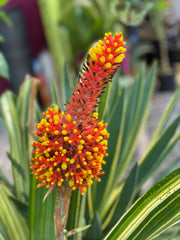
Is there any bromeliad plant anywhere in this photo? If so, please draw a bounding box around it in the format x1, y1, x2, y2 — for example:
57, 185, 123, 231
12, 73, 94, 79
31, 32, 126, 239
0, 32, 180, 240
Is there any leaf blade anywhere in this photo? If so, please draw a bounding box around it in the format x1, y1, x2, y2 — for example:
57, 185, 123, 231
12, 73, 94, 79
1, 91, 26, 202
137, 115, 180, 189
0, 185, 29, 240
28, 175, 56, 240
104, 168, 180, 240
0, 53, 9, 80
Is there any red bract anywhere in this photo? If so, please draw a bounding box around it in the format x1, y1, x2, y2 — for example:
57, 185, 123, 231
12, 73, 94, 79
31, 33, 126, 194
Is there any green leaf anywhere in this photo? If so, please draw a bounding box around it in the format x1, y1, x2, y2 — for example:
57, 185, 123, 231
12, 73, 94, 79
0, 53, 9, 80
0, 10, 11, 25
108, 163, 139, 228
105, 73, 120, 121
152, 88, 180, 140
9, 196, 28, 220
28, 174, 56, 240
97, 90, 124, 211
0, 218, 10, 240
17, 76, 34, 130
0, 77, 38, 202
62, 63, 72, 105
0, 0, 9, 7
0, 234, 6, 240
88, 76, 121, 215
66, 191, 82, 240
152, 133, 180, 183
119, 65, 145, 151
85, 212, 102, 240
7, 153, 25, 179
99, 164, 138, 230
0, 91, 27, 202
153, 224, 180, 239
0, 170, 14, 193
98, 81, 111, 120
0, 35, 4, 42
106, 91, 124, 168
50, 76, 60, 106
97, 64, 156, 223
116, 63, 156, 182
75, 194, 87, 240
98, 64, 144, 214
137, 115, 180, 189
0, 10, 12, 26
104, 168, 180, 240
38, 0, 72, 99
0, 184, 29, 240
17, 76, 39, 164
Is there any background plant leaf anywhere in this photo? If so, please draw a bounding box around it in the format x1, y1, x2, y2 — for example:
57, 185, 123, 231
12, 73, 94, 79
0, 0, 9, 7
0, 184, 29, 240
0, 53, 9, 80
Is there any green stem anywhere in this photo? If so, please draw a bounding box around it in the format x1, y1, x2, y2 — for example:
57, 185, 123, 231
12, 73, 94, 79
54, 186, 72, 240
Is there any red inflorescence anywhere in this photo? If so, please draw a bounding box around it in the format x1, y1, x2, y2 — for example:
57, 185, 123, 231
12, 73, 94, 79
31, 107, 109, 194
31, 32, 126, 194
66, 32, 126, 121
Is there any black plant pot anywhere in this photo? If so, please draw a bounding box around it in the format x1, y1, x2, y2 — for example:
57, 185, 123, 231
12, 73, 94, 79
158, 73, 176, 91
169, 48, 180, 63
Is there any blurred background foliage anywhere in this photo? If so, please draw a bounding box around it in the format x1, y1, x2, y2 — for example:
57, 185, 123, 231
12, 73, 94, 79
38, 0, 157, 102
0, 0, 11, 42
37, 0, 179, 101
0, 0, 180, 239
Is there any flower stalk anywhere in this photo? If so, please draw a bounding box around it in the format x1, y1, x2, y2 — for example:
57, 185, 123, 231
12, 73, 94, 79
54, 185, 72, 240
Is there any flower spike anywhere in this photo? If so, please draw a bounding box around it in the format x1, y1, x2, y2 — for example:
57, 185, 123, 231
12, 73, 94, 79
31, 107, 108, 195
66, 32, 126, 121
31, 33, 126, 195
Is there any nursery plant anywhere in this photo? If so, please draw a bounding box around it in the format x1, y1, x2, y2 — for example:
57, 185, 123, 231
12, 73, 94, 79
0, 32, 180, 240
0, 0, 11, 79
142, 0, 176, 91
38, 0, 154, 97
149, 0, 171, 76
0, 0, 11, 43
